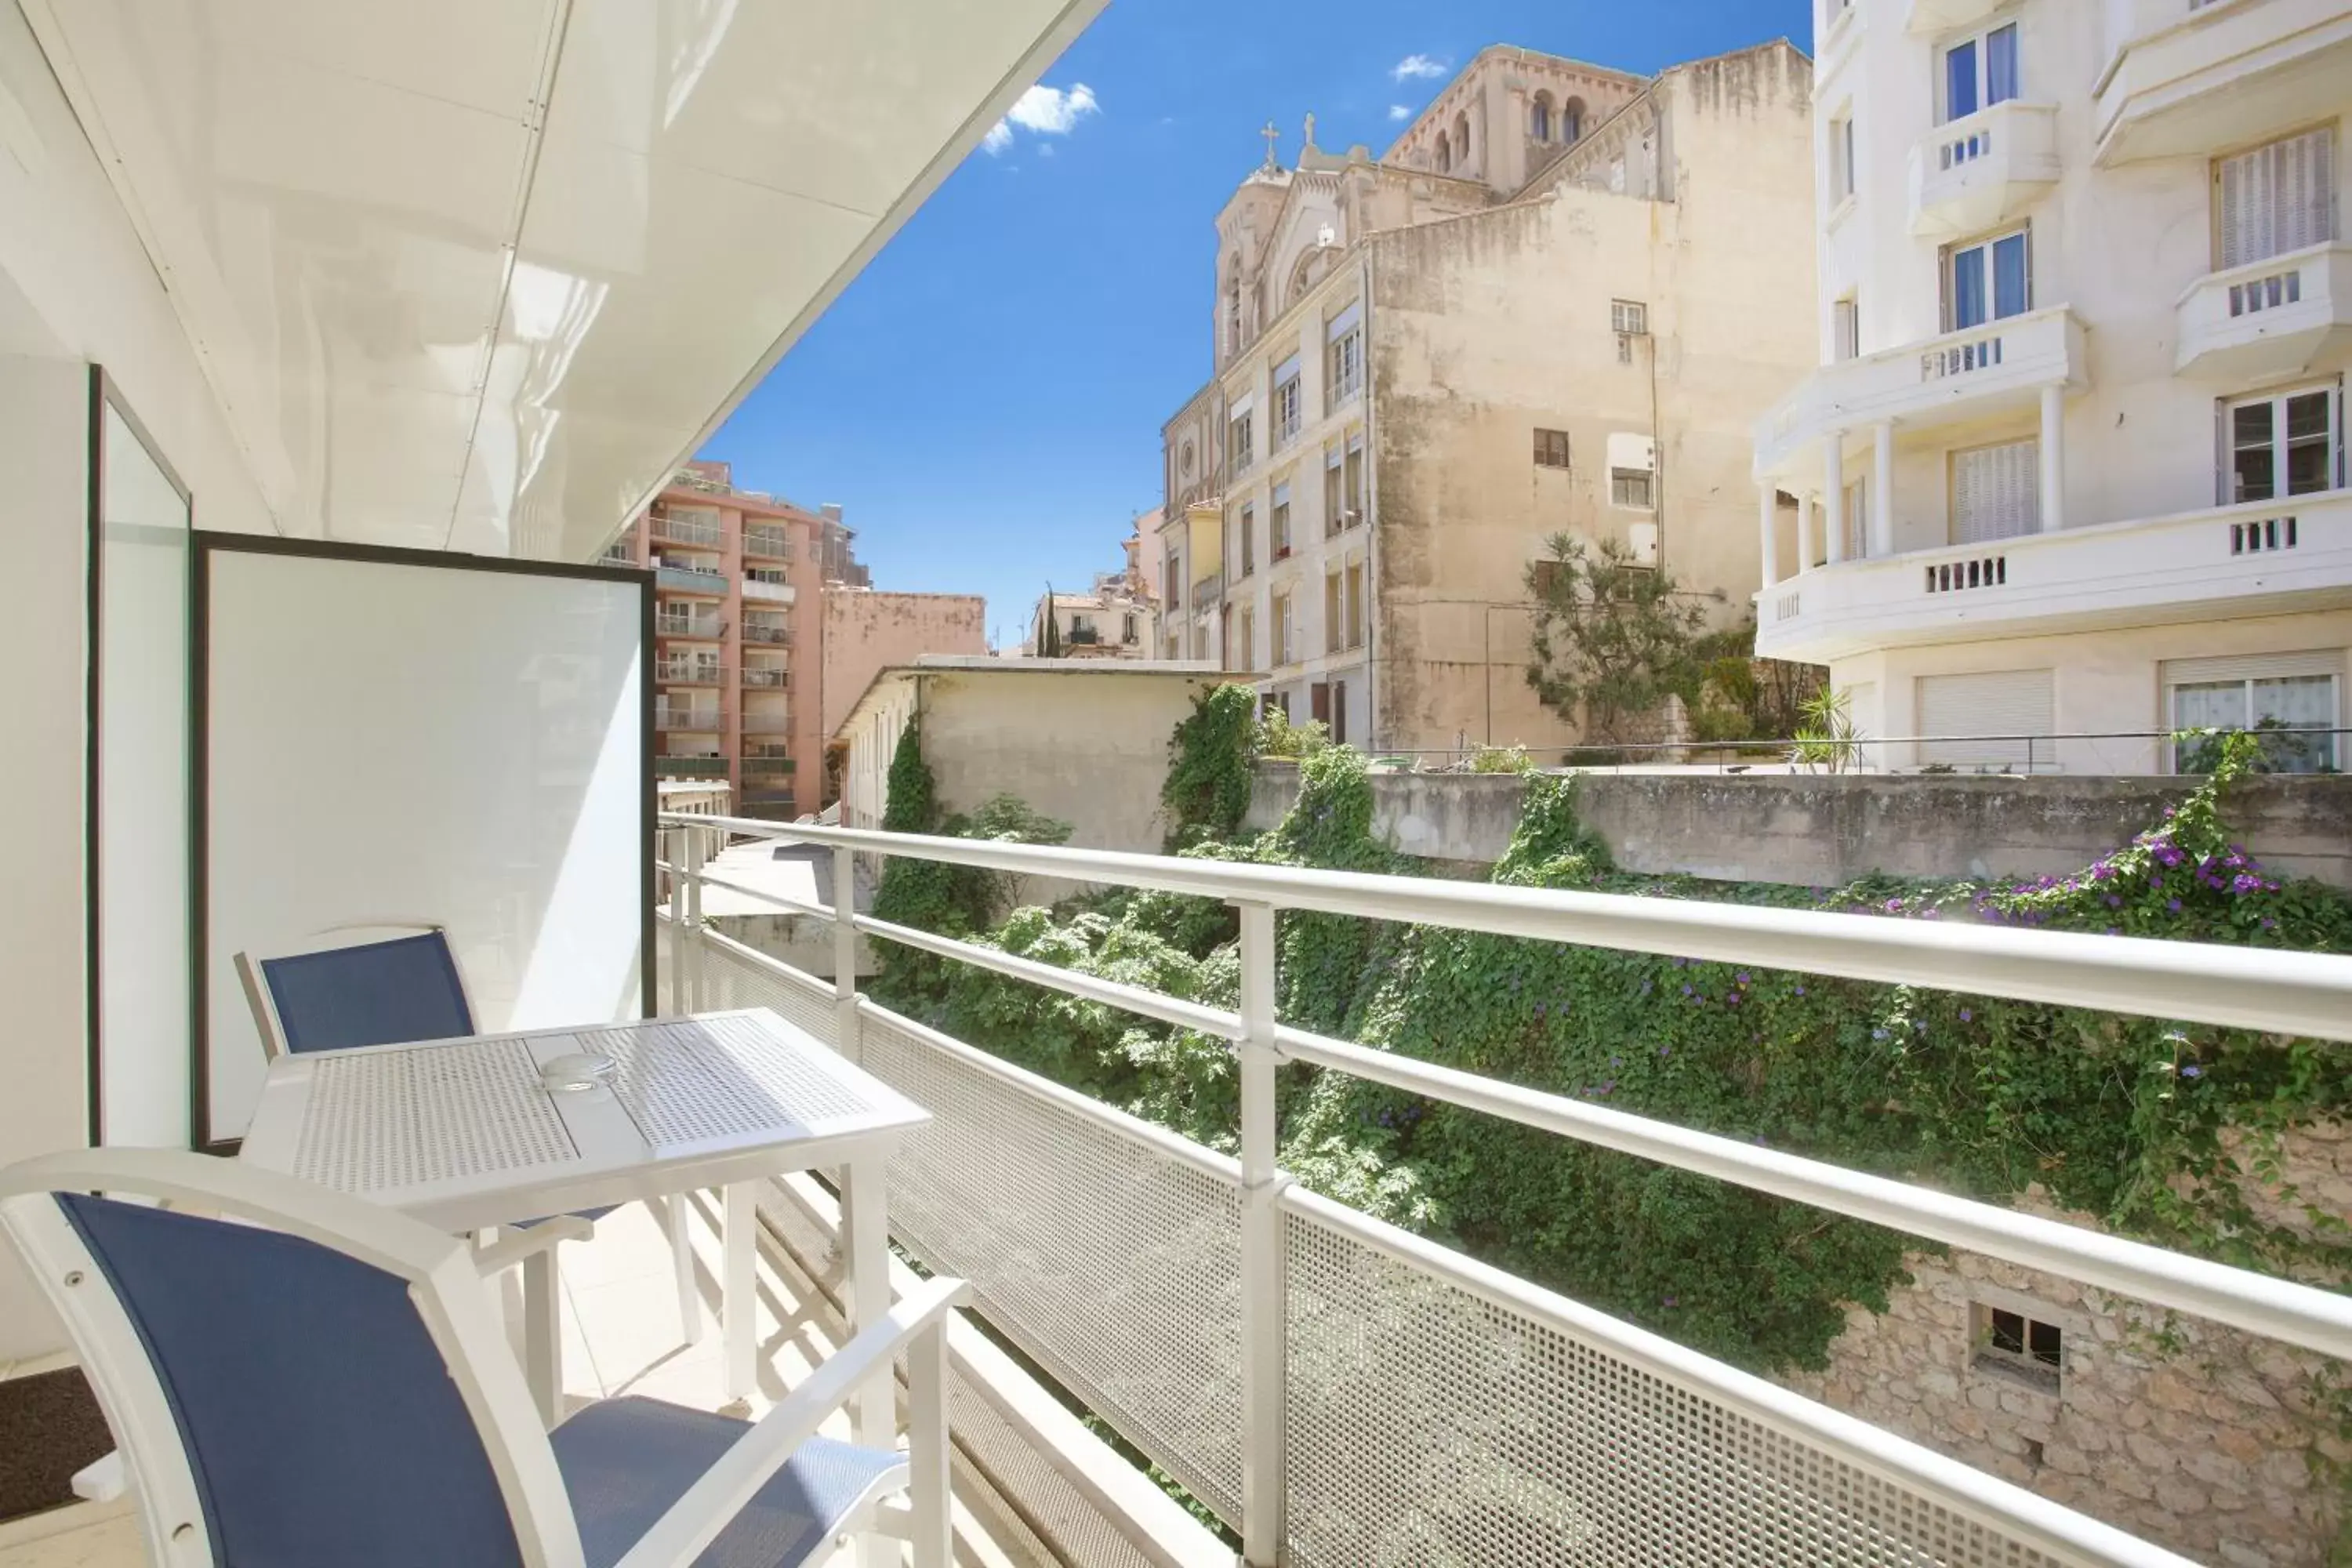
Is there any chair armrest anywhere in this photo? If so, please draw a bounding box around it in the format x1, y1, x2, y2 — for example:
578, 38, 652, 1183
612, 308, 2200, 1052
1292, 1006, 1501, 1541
609, 1276, 969, 1568
472, 1216, 593, 1276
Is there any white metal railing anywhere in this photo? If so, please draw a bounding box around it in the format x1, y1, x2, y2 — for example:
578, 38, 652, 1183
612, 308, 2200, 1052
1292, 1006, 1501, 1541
657, 814, 2352, 1568
649, 511, 723, 548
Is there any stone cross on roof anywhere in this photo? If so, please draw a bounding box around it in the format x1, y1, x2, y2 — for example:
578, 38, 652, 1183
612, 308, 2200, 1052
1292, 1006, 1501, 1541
1261, 119, 1279, 169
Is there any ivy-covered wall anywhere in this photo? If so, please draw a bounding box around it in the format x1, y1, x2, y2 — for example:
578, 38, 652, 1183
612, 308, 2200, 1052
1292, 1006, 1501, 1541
865, 688, 2352, 1562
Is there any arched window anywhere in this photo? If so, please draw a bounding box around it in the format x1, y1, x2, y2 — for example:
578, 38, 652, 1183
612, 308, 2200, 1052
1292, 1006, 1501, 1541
1532, 93, 1554, 142
1436, 131, 1452, 172
1454, 111, 1472, 171
1563, 96, 1587, 145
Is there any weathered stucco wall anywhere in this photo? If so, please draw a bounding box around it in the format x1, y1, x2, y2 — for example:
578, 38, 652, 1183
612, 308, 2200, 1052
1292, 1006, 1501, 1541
1783, 1133, 2352, 1567
1367, 42, 1817, 755
1243, 766, 2352, 888
821, 589, 987, 740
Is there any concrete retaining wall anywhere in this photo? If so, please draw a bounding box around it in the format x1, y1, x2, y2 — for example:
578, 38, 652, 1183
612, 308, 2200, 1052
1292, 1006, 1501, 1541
1244, 766, 2352, 889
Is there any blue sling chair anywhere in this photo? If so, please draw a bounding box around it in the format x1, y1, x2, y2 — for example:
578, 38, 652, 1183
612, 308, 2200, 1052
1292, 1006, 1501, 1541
233, 924, 701, 1415
0, 1147, 962, 1568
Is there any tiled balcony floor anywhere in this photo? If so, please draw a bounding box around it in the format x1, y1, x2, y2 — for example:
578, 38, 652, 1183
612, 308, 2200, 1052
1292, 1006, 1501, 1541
0, 1196, 1023, 1568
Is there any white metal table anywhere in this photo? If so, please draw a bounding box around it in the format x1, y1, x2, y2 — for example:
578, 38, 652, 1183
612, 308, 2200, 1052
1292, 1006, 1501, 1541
239, 1007, 927, 1437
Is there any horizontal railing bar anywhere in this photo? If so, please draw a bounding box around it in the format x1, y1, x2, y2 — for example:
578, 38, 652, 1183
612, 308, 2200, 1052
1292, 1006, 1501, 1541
854, 911, 1241, 1041
1279, 1185, 2195, 1568
690, 883, 2352, 1361
696, 927, 1244, 1185
1272, 1024, 2352, 1363
662, 815, 2352, 1042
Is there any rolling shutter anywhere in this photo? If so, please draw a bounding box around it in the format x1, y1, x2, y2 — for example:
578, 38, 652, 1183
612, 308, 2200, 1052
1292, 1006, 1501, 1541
1952, 440, 2039, 543
1918, 670, 2054, 768
2218, 129, 2336, 269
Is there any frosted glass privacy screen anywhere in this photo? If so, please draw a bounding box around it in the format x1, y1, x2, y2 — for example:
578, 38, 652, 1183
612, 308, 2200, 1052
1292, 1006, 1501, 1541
198, 539, 650, 1146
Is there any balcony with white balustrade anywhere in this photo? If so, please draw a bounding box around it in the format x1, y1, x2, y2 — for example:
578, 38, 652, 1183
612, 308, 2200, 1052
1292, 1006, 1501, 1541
2094, 0, 2352, 165
2176, 241, 2352, 382
1909, 101, 2060, 239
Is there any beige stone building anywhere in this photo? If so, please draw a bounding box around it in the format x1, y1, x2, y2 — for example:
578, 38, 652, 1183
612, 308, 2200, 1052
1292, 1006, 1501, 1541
832, 659, 1235, 862
1024, 520, 1163, 658
1157, 41, 1817, 753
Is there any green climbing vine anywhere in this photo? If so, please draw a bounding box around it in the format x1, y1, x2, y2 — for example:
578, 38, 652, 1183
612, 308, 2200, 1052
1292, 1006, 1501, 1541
873, 716, 2352, 1385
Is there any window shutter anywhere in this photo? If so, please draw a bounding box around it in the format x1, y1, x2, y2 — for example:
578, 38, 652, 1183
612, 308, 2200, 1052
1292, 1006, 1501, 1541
1310, 682, 1331, 724
2220, 129, 2336, 268
1953, 440, 2039, 543
1918, 670, 2054, 768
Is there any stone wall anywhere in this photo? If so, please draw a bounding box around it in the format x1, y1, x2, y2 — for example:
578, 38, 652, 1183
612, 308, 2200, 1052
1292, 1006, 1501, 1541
1243, 766, 2352, 889
1781, 1130, 2352, 1566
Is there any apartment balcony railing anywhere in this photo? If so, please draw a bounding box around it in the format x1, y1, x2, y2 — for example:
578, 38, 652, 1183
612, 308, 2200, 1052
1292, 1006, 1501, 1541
655, 754, 729, 779
599, 539, 635, 565
742, 754, 797, 775
1754, 307, 2087, 485
742, 621, 792, 646
1192, 574, 1223, 610
743, 525, 793, 559
1757, 487, 2352, 664
1324, 367, 1361, 415
742, 577, 796, 604
655, 612, 725, 641
653, 706, 725, 731
2094, 0, 2352, 165
741, 666, 789, 688
654, 811, 2352, 1568
740, 712, 791, 735
648, 511, 722, 548
655, 659, 728, 685
2175, 241, 2352, 381
1908, 101, 2060, 239
655, 563, 728, 595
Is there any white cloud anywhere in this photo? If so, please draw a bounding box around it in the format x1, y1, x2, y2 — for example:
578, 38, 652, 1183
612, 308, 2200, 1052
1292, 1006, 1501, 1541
982, 82, 1099, 156
1391, 54, 1447, 82
1387, 103, 1413, 122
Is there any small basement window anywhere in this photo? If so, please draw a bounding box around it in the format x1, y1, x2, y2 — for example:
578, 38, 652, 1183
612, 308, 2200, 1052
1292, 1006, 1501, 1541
1974, 1303, 2063, 1393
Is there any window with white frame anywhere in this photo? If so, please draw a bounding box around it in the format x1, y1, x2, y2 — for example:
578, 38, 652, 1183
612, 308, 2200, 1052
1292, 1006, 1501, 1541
1834, 296, 1860, 361
1272, 590, 1293, 665
1324, 445, 1345, 535
1842, 477, 1871, 560
1951, 438, 2040, 543
1942, 20, 2019, 124
1272, 354, 1303, 448
1611, 299, 1649, 336
1944, 227, 2031, 331
2216, 127, 2338, 270
1326, 322, 1363, 409
1830, 112, 1856, 202
1272, 481, 1293, 557
1229, 409, 1255, 478
2227, 384, 2341, 503
1345, 433, 1366, 524
1236, 503, 1256, 578
1610, 469, 1654, 510
2167, 652, 2341, 775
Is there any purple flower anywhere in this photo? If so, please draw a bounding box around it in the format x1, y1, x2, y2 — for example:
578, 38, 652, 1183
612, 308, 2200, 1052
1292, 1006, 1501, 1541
1658, 1044, 1671, 1057
2168, 898, 2182, 913
1682, 984, 1695, 997
1598, 1080, 1616, 1096
2180, 1065, 2205, 1080
1662, 1294, 1679, 1308
2151, 874, 2164, 890
1958, 1008, 1973, 1023
1794, 985, 1807, 996
1885, 898, 1904, 913
2232, 874, 2263, 895
2092, 863, 2114, 881
1872, 1028, 1889, 1041
2263, 918, 2278, 931
1610, 1055, 1622, 1068
1534, 1003, 1547, 1019
1922, 908, 1943, 921
1735, 971, 1751, 985
2106, 895, 2123, 909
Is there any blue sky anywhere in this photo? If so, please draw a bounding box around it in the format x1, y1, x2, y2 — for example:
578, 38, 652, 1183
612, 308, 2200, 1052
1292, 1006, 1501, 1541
703, 0, 1813, 649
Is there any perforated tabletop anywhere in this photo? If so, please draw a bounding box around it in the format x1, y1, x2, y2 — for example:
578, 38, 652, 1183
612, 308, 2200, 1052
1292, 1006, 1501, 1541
240, 1009, 929, 1233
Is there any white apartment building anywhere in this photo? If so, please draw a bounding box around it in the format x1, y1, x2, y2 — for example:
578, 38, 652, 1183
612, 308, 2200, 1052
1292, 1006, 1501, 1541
1755, 0, 2352, 773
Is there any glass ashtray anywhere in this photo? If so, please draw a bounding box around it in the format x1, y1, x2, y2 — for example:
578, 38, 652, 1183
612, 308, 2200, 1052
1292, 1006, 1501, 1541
539, 1052, 616, 1093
